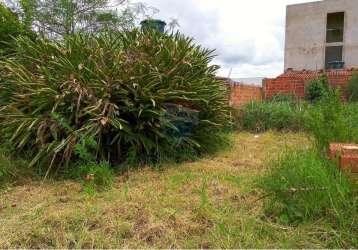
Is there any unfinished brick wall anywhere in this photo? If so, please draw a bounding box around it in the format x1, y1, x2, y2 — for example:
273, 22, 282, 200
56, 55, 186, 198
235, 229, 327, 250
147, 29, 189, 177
229, 83, 262, 107
263, 69, 356, 100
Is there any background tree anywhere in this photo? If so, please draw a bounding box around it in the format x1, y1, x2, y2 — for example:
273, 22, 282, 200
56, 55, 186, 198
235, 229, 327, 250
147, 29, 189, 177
0, 3, 24, 55
4, 0, 157, 39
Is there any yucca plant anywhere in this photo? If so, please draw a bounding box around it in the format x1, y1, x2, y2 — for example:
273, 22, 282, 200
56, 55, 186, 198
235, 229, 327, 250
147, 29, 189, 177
0, 30, 230, 174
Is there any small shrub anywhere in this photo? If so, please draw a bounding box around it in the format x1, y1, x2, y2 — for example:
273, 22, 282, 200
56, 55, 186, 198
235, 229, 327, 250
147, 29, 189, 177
71, 161, 114, 192
305, 75, 330, 103
347, 72, 358, 102
259, 149, 357, 247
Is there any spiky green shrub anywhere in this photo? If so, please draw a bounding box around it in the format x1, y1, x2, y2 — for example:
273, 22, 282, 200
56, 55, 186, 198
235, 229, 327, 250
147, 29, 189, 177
0, 31, 230, 173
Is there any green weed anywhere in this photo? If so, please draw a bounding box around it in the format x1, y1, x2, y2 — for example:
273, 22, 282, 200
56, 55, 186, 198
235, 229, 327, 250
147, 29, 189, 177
70, 161, 114, 192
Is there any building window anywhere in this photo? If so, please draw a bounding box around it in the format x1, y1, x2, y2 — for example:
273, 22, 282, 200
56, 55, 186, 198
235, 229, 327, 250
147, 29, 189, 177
325, 46, 343, 69
326, 12, 344, 43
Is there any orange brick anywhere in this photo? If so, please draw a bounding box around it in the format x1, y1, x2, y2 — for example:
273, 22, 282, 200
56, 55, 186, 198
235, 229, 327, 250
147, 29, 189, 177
329, 143, 358, 160
340, 154, 358, 173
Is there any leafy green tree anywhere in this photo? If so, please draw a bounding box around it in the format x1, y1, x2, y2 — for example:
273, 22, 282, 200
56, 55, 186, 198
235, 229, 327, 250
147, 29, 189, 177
0, 3, 24, 55
5, 0, 155, 39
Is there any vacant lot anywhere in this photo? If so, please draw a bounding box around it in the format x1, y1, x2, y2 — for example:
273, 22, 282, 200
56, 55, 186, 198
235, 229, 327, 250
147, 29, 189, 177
0, 132, 328, 249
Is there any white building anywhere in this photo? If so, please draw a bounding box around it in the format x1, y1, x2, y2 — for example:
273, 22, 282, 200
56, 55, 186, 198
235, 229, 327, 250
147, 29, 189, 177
284, 0, 358, 71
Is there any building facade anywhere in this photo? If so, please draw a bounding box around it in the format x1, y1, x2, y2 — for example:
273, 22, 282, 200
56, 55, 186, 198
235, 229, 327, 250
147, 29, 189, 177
284, 0, 358, 71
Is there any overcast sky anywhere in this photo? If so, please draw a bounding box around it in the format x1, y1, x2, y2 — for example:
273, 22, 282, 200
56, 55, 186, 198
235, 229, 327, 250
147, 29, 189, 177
134, 0, 315, 78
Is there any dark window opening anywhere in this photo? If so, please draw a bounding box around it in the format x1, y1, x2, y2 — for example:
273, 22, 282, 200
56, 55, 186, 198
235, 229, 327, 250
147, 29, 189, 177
326, 12, 344, 43
325, 46, 343, 69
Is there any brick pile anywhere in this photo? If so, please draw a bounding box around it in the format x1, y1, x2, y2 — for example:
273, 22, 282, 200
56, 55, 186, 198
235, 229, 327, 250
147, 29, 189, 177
329, 143, 358, 173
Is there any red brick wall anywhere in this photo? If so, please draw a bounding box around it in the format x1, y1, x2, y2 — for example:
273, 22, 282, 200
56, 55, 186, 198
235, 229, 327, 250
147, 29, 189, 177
263, 69, 356, 100
229, 83, 262, 107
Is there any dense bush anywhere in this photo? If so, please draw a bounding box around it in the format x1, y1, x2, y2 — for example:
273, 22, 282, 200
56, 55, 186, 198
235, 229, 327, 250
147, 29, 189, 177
0, 31, 230, 173
305, 74, 329, 103
347, 72, 358, 102
237, 101, 305, 133
259, 149, 357, 247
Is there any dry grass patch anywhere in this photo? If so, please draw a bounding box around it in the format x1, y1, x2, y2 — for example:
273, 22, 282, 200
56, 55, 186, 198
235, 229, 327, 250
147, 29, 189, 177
0, 131, 316, 248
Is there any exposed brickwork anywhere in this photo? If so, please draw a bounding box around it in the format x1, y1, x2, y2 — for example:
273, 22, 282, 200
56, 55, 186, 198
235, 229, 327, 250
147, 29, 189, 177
228, 83, 262, 107
263, 69, 357, 100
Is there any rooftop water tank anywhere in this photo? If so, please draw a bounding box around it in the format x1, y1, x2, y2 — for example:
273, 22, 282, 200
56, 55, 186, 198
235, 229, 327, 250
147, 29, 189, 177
140, 19, 166, 33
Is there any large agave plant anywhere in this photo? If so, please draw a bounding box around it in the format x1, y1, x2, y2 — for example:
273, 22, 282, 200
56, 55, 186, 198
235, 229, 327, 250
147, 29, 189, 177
0, 30, 230, 172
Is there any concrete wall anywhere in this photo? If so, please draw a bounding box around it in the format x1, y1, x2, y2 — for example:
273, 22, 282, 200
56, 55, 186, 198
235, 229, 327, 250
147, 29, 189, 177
284, 0, 358, 71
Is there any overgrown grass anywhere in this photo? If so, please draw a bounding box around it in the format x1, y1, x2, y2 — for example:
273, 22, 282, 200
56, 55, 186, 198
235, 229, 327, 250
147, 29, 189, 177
237, 91, 358, 142
259, 149, 357, 248
2, 132, 323, 249
237, 101, 306, 133
305, 89, 358, 152
256, 90, 358, 248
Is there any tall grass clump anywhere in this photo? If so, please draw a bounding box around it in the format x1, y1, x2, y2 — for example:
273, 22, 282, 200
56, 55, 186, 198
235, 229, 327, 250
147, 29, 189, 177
0, 30, 230, 174
237, 101, 305, 133
259, 89, 358, 247
259, 149, 357, 247
305, 88, 358, 152
70, 161, 115, 193
347, 72, 358, 102
342, 102, 358, 134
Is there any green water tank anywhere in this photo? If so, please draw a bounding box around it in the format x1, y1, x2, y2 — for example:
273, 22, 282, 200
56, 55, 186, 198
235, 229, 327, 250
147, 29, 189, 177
140, 19, 167, 33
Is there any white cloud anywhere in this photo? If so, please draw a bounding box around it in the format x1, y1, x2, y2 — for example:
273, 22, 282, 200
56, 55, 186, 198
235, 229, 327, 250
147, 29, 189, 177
135, 0, 315, 78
